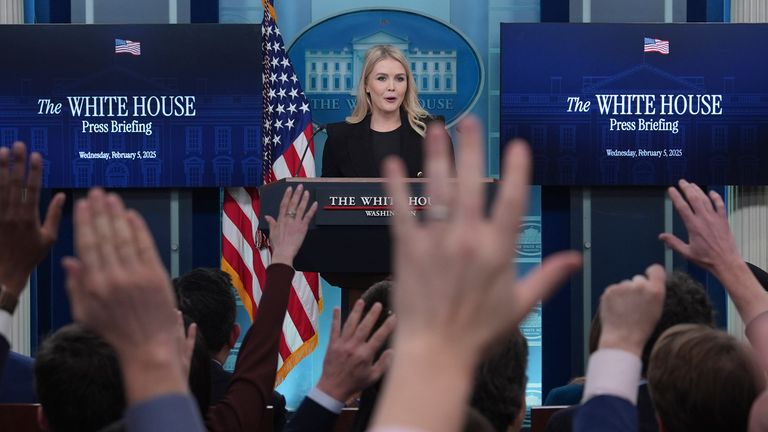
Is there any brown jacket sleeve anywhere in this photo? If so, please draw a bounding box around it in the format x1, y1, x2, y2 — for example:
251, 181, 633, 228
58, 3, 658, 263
206, 263, 295, 432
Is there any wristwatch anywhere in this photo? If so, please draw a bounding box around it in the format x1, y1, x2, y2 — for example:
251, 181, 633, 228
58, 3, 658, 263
0, 287, 19, 314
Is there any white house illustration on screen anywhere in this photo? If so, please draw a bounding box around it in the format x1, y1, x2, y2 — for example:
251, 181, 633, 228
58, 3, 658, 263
304, 31, 457, 95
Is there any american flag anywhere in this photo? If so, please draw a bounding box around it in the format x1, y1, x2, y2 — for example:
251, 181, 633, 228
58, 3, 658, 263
221, 0, 320, 384
115, 39, 141, 56
644, 37, 669, 55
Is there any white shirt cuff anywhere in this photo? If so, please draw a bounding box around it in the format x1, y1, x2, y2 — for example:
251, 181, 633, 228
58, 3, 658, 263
582, 348, 642, 405
0, 309, 12, 345
308, 386, 345, 414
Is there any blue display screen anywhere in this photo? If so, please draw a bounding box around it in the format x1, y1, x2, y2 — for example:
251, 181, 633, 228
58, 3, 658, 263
501, 23, 768, 185
0, 24, 262, 188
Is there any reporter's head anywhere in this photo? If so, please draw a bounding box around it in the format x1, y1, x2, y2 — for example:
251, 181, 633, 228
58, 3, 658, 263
648, 324, 764, 432
35, 324, 124, 432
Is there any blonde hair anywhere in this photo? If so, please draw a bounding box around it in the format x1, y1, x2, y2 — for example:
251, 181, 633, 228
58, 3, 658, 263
346, 45, 429, 137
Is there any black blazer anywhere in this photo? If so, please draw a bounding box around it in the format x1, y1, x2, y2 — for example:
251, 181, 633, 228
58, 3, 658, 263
282, 397, 339, 432
322, 110, 426, 178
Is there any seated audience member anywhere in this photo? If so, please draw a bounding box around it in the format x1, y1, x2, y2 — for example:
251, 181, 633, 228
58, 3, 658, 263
0, 142, 64, 397
35, 316, 200, 432
350, 282, 531, 432
574, 271, 764, 432
174, 268, 287, 429
367, 117, 582, 432
0, 350, 35, 402
647, 323, 764, 432
658, 180, 768, 366
175, 268, 242, 403
543, 313, 601, 406
546, 271, 715, 432
470, 330, 529, 432
351, 281, 395, 432
182, 314, 213, 414
573, 265, 667, 432
655, 180, 768, 429
463, 407, 497, 432
202, 185, 316, 432
35, 324, 125, 432
64, 188, 205, 432
283, 298, 395, 432
97, 315, 207, 432
63, 185, 316, 432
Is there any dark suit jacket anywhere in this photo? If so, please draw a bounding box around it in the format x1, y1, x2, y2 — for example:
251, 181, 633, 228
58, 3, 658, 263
322, 111, 426, 178
0, 335, 8, 384
99, 266, 293, 432
210, 360, 232, 404
284, 374, 381, 432
544, 383, 584, 406
546, 383, 657, 432
283, 397, 340, 432
0, 351, 36, 403
573, 395, 638, 432
205, 264, 293, 432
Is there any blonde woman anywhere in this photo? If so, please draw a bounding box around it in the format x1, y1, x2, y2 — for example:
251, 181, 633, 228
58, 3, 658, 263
322, 44, 443, 178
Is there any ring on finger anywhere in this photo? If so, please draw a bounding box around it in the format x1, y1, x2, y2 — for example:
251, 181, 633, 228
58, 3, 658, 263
426, 204, 451, 222
286, 209, 298, 218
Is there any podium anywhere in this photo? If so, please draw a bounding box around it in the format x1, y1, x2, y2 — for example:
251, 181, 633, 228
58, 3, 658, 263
259, 178, 410, 288
259, 177, 496, 289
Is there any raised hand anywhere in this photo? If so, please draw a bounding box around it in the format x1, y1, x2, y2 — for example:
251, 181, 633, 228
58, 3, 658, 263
63, 189, 189, 405
265, 184, 318, 267
317, 300, 395, 402
659, 180, 741, 273
0, 142, 65, 296
384, 117, 581, 357
598, 264, 666, 356
371, 117, 581, 432
660, 179, 768, 325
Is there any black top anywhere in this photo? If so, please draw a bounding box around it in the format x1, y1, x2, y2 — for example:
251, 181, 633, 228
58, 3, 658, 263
370, 126, 403, 177
321, 109, 428, 178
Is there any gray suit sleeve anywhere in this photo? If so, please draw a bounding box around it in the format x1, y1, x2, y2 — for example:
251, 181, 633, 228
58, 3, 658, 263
125, 394, 205, 432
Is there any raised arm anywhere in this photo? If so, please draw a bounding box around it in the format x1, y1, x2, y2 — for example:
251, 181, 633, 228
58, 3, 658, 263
63, 188, 204, 432
0, 142, 64, 311
574, 265, 666, 432
207, 185, 317, 432
0, 142, 64, 374
285, 299, 395, 432
370, 117, 581, 432
659, 179, 768, 324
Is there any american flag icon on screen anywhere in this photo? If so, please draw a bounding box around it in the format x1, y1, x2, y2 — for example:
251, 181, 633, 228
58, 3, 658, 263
644, 37, 669, 55
115, 39, 141, 56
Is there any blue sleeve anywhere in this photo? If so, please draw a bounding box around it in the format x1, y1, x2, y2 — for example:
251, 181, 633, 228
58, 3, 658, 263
125, 394, 205, 432
544, 383, 584, 406
0, 336, 9, 377
573, 395, 638, 432
283, 397, 339, 432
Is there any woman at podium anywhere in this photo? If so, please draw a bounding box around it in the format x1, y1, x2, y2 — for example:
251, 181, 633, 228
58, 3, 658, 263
320, 45, 449, 290
322, 44, 439, 178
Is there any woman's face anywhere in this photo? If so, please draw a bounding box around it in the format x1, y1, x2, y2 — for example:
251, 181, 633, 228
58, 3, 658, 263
365, 58, 407, 119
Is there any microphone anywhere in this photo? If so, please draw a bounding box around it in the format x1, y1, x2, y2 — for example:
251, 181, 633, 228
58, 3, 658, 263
293, 123, 326, 178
